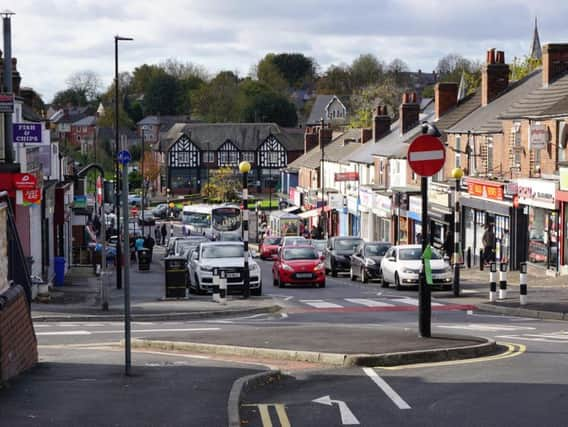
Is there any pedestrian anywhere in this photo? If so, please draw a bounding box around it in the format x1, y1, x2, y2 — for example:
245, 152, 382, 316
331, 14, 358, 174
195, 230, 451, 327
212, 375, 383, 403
129, 234, 137, 263
154, 225, 160, 243
160, 223, 167, 245
482, 223, 496, 265
144, 234, 155, 262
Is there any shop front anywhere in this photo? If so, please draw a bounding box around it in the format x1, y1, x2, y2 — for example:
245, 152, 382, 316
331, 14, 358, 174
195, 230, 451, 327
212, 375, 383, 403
347, 195, 360, 237
371, 193, 392, 242
428, 182, 454, 256
359, 187, 373, 241
391, 188, 420, 245
557, 166, 568, 274
460, 178, 525, 269
517, 178, 559, 273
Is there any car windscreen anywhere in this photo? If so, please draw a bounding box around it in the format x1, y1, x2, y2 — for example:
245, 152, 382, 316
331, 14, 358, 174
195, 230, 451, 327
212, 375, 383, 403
399, 248, 442, 260
282, 247, 318, 260
284, 238, 306, 245
264, 237, 282, 245
334, 239, 363, 251
365, 244, 389, 257
311, 241, 326, 250
202, 245, 243, 258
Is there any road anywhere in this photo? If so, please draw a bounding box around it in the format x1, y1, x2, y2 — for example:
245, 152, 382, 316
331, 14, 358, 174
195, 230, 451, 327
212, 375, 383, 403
20, 228, 568, 426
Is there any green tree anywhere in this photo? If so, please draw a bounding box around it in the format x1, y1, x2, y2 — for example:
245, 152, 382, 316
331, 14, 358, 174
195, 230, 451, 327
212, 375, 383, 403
51, 88, 88, 107
65, 70, 102, 102
351, 54, 384, 89
144, 72, 182, 115
237, 80, 298, 126
349, 77, 404, 128
208, 167, 240, 201
256, 57, 289, 94
316, 64, 353, 95
257, 53, 316, 89
193, 71, 240, 122
510, 56, 542, 81
131, 64, 163, 94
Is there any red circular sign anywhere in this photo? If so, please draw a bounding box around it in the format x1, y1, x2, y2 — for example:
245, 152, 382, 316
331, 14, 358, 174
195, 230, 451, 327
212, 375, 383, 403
407, 135, 446, 177
131, 207, 138, 216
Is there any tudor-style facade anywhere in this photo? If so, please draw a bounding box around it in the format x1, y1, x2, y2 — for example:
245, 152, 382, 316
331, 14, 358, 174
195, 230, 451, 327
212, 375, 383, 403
164, 123, 303, 195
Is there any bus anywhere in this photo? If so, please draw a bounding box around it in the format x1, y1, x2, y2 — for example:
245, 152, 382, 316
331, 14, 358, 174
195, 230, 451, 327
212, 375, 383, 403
182, 203, 242, 240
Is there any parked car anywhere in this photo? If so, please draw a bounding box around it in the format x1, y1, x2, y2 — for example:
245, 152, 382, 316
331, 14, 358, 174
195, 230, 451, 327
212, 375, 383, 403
272, 245, 325, 288
259, 236, 282, 259
281, 236, 307, 247
187, 242, 262, 295
137, 210, 156, 226
380, 244, 453, 290
308, 239, 327, 258
166, 236, 183, 256
128, 194, 149, 207
323, 236, 363, 277
350, 242, 392, 284
174, 236, 209, 257
151, 203, 168, 219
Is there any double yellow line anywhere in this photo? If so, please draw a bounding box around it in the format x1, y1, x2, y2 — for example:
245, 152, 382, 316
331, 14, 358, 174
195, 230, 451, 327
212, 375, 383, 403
242, 403, 291, 427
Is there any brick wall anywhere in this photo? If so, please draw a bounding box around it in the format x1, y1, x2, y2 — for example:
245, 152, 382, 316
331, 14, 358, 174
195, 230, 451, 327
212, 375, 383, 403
0, 285, 38, 382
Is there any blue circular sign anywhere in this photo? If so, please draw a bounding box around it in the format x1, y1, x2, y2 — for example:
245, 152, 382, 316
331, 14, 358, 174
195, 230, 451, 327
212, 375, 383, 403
117, 150, 131, 165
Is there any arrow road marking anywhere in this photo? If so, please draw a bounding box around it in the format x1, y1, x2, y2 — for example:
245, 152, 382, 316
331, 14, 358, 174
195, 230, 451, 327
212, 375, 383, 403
363, 368, 411, 410
313, 395, 360, 425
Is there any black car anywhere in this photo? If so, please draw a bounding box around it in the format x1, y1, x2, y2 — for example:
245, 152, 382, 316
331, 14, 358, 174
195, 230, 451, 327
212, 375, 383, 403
350, 241, 391, 284
323, 236, 363, 277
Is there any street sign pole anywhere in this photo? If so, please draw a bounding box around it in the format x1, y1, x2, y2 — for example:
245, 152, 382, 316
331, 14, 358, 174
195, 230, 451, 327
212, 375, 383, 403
419, 176, 431, 337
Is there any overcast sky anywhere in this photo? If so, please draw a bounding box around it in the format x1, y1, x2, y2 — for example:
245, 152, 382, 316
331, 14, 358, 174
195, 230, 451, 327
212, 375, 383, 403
3, 0, 567, 103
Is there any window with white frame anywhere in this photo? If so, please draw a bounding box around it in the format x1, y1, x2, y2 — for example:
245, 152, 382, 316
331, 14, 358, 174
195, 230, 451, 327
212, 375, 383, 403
513, 122, 522, 168
455, 135, 461, 168
242, 151, 255, 163
203, 151, 214, 163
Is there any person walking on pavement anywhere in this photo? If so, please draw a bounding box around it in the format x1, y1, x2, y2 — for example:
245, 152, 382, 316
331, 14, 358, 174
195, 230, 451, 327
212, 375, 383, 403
154, 225, 160, 243
160, 223, 167, 245
144, 234, 155, 262
482, 223, 496, 266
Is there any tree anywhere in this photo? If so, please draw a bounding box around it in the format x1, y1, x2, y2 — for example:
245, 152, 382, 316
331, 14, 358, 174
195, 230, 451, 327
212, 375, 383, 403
192, 71, 240, 122
387, 58, 409, 74
65, 70, 102, 102
256, 58, 289, 94
349, 77, 404, 128
351, 54, 384, 89
144, 72, 181, 115
257, 53, 316, 89
159, 58, 208, 81
237, 80, 298, 126
436, 53, 481, 84
510, 56, 541, 81
207, 167, 240, 201
51, 88, 88, 107
142, 151, 161, 184
316, 64, 352, 95
131, 64, 163, 95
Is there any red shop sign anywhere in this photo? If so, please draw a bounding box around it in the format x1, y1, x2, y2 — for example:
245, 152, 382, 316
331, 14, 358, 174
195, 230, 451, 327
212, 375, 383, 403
467, 180, 504, 201
23, 188, 41, 204
13, 173, 37, 190
334, 172, 359, 182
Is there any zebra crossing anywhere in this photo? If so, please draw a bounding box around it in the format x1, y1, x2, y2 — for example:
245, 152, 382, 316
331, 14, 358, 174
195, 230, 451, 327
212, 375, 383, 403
295, 297, 474, 312
496, 331, 568, 344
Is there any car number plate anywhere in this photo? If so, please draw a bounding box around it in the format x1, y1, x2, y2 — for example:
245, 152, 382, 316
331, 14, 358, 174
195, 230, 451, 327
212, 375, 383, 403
226, 272, 240, 278
296, 273, 312, 278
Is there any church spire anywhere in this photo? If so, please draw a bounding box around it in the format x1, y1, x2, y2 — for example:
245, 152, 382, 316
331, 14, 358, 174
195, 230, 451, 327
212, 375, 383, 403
530, 17, 542, 60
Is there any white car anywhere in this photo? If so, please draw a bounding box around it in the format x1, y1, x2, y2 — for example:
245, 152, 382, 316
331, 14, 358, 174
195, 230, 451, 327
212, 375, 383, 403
380, 244, 453, 290
187, 242, 262, 296
281, 236, 307, 246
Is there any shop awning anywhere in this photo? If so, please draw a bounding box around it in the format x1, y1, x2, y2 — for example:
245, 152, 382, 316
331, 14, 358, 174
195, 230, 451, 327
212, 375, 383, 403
299, 206, 331, 219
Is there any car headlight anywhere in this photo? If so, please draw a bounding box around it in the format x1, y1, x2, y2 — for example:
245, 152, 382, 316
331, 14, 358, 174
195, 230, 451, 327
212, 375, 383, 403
250, 263, 260, 271
365, 259, 376, 266
402, 268, 420, 274
200, 265, 214, 272
314, 262, 325, 271
282, 263, 294, 272
444, 266, 452, 273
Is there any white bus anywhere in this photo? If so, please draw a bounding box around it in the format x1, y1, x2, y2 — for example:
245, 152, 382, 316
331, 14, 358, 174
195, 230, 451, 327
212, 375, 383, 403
182, 203, 242, 240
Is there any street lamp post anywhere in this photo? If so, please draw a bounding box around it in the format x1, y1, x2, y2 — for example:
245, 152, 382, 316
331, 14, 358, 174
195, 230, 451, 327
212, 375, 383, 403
2, 10, 15, 163
114, 35, 133, 290
320, 118, 326, 238
141, 129, 145, 237
239, 161, 251, 299
451, 167, 464, 297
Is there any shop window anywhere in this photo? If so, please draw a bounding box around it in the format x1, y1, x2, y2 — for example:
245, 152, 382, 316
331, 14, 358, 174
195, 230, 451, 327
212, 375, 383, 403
528, 207, 547, 265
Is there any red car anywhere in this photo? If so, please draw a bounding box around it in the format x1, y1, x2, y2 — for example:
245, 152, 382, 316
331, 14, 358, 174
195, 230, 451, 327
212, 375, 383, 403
272, 245, 326, 288
259, 236, 282, 260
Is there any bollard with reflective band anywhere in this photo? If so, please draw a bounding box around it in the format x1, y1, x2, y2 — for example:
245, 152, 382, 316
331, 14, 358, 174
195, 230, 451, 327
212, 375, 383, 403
212, 268, 220, 303
498, 262, 508, 300
219, 270, 227, 305
520, 262, 528, 306
489, 262, 497, 302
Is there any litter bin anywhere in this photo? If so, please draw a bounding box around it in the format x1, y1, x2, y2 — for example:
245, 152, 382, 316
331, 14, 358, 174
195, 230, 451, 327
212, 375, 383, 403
54, 256, 66, 286
164, 255, 187, 298
138, 248, 151, 271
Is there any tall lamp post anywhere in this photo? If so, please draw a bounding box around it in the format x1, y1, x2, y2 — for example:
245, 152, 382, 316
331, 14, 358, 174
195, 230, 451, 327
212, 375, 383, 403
451, 167, 464, 297
319, 118, 326, 238
141, 129, 145, 236
2, 10, 15, 163
239, 161, 251, 299
114, 35, 133, 290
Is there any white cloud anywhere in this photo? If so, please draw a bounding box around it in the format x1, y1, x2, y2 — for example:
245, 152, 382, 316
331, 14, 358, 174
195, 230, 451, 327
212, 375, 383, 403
2, 0, 564, 102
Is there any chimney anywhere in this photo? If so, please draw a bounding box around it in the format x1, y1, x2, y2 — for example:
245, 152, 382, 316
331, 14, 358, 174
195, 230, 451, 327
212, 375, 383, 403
318, 125, 333, 149
373, 105, 391, 142
304, 126, 318, 153
542, 43, 568, 87
481, 48, 509, 106
361, 128, 372, 143
434, 82, 459, 120
399, 92, 420, 134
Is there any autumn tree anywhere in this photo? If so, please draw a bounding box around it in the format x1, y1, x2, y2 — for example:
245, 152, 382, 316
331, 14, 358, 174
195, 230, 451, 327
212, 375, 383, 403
206, 167, 240, 201
510, 56, 541, 81
142, 151, 161, 185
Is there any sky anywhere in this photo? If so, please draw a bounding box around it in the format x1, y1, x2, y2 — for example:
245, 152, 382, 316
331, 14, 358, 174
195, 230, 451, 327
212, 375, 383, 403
3, 0, 567, 103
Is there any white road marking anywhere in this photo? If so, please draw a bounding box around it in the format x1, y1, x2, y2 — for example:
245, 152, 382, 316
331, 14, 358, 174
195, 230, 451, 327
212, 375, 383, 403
37, 327, 220, 336
281, 313, 289, 319
438, 324, 536, 332
393, 296, 443, 307
313, 395, 360, 425
56, 323, 81, 327
409, 150, 444, 162
345, 298, 395, 307
466, 311, 536, 321
496, 332, 568, 343
363, 368, 411, 410
300, 300, 343, 309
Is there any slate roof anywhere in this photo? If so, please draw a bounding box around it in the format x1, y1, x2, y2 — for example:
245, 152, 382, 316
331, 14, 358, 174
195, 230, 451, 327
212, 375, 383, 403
288, 128, 365, 170
448, 70, 542, 134
434, 91, 482, 139
164, 123, 304, 152
138, 115, 197, 132
499, 72, 568, 119
96, 127, 139, 143
72, 115, 97, 126
306, 95, 347, 125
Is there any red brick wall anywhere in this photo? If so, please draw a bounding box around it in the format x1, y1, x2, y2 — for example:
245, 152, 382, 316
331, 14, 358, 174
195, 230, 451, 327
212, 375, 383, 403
0, 285, 37, 382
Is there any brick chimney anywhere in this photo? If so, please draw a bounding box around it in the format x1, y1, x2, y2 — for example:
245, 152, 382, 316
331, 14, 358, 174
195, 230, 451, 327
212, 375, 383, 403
373, 105, 391, 142
361, 128, 372, 143
399, 92, 420, 134
481, 48, 509, 106
318, 126, 333, 149
542, 43, 568, 87
434, 82, 458, 120
304, 126, 318, 153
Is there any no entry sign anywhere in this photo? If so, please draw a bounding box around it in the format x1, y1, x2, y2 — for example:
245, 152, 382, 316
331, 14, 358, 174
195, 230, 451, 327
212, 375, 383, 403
407, 135, 446, 177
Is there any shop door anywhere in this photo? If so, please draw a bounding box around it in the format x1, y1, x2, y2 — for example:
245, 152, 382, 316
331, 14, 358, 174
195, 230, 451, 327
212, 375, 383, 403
564, 212, 568, 266
548, 211, 559, 270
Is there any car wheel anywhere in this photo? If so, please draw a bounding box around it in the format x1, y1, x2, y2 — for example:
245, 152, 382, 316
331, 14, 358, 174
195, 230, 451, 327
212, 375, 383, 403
278, 276, 285, 288
251, 284, 262, 296
319, 280, 326, 288
395, 272, 402, 291
331, 260, 337, 277
361, 268, 368, 284
350, 267, 356, 281
380, 270, 389, 288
